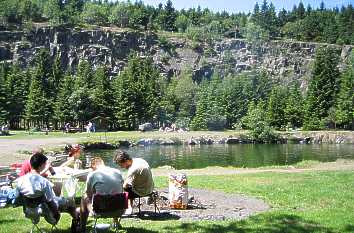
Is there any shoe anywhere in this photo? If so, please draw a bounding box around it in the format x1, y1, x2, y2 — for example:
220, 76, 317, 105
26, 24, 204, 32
70, 219, 77, 233
70, 216, 81, 233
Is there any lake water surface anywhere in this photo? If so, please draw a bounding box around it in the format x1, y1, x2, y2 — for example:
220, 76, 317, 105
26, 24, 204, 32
84, 144, 354, 170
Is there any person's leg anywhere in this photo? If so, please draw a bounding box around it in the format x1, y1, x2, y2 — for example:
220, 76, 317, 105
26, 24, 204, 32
80, 195, 92, 232
56, 197, 78, 219
124, 186, 140, 214
53, 197, 80, 233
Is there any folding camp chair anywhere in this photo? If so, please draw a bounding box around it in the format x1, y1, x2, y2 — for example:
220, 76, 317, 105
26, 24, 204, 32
135, 190, 161, 215
21, 195, 58, 233
91, 192, 128, 233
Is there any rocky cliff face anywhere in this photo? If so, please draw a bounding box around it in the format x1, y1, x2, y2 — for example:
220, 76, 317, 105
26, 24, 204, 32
0, 26, 352, 86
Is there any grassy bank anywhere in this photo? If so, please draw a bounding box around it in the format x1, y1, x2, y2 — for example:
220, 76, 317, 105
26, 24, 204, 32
0, 170, 353, 233
2, 130, 242, 140
3, 129, 353, 143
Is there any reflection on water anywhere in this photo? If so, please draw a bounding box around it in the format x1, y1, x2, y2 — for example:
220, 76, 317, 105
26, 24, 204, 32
83, 144, 354, 170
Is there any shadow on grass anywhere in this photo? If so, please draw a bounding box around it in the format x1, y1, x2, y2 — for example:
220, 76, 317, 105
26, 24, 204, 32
0, 219, 17, 224
345, 225, 354, 233
53, 227, 158, 233
162, 214, 335, 233
134, 211, 180, 221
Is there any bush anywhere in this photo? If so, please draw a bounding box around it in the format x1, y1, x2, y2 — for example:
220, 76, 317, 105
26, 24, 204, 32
241, 102, 278, 142
175, 117, 190, 129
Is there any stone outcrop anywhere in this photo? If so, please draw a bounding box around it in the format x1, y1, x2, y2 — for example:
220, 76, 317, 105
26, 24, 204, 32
0, 26, 352, 86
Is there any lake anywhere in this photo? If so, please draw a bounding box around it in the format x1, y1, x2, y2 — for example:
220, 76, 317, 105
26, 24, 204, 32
84, 144, 354, 170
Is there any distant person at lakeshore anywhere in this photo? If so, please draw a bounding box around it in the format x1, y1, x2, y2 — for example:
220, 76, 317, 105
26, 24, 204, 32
114, 150, 154, 214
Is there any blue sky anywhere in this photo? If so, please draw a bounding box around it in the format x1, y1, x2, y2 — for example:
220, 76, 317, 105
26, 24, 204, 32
140, 0, 354, 13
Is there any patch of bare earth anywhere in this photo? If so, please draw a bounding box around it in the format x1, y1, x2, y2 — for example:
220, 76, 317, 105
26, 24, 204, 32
0, 138, 79, 165
129, 188, 270, 221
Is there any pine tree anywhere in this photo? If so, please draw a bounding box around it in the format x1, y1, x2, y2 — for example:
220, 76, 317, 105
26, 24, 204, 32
51, 54, 63, 100
252, 2, 261, 25
54, 73, 75, 127
241, 101, 276, 142
25, 69, 50, 128
161, 0, 177, 31
114, 54, 161, 130
173, 69, 197, 119
337, 4, 354, 44
190, 80, 210, 130
75, 60, 94, 89
6, 65, 30, 129
297, 2, 305, 19
267, 85, 288, 129
220, 74, 250, 128
0, 66, 9, 125
285, 83, 304, 129
190, 73, 226, 130
335, 52, 354, 129
304, 47, 340, 129
92, 66, 114, 119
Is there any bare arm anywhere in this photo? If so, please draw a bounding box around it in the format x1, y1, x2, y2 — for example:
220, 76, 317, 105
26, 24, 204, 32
59, 157, 75, 168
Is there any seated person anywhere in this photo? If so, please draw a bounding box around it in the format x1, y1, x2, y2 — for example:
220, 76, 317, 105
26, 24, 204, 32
80, 157, 123, 232
19, 148, 55, 177
114, 150, 154, 214
16, 152, 80, 233
60, 144, 82, 169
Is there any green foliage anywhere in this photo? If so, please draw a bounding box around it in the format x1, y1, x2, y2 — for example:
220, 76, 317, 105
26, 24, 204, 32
267, 85, 288, 129
5, 65, 30, 128
190, 74, 226, 130
241, 101, 278, 142
75, 60, 94, 89
0, 66, 9, 125
0, 0, 352, 45
335, 52, 354, 129
68, 87, 94, 124
219, 74, 251, 128
285, 83, 304, 129
80, 2, 109, 26
91, 66, 114, 119
44, 0, 63, 25
25, 68, 50, 126
176, 14, 190, 32
113, 54, 161, 130
304, 47, 340, 130
157, 0, 177, 32
54, 73, 75, 125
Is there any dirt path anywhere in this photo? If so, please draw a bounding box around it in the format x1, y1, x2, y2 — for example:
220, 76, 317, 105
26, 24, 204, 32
0, 138, 80, 165
132, 188, 270, 221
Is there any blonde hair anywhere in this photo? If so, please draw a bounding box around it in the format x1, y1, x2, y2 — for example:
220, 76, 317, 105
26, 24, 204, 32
91, 157, 104, 168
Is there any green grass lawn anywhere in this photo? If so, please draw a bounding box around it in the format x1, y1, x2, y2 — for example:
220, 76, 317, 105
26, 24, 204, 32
0, 170, 353, 233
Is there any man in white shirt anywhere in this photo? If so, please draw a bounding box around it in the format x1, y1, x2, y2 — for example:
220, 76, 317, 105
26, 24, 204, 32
16, 152, 79, 233
80, 157, 123, 232
114, 150, 154, 214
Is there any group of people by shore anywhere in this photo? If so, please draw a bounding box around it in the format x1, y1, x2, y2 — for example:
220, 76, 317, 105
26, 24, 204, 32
13, 146, 154, 233
64, 122, 96, 134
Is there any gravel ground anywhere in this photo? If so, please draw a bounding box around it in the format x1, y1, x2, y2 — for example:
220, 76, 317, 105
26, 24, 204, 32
127, 188, 270, 221
0, 138, 79, 165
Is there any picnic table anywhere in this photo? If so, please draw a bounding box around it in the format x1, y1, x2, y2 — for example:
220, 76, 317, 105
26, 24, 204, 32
66, 127, 82, 133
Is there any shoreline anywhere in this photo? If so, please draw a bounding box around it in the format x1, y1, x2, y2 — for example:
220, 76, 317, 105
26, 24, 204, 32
0, 130, 353, 166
